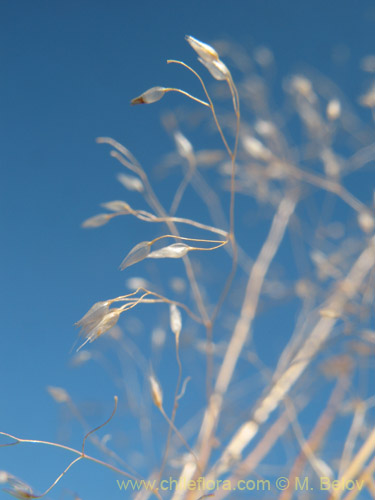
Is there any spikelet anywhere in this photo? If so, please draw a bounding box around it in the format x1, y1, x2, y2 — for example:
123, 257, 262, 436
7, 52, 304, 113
149, 375, 163, 409
85, 310, 121, 343
326, 99, 341, 120
117, 173, 144, 192
148, 243, 191, 259
82, 214, 111, 228
120, 241, 151, 270
76, 301, 110, 334
174, 131, 193, 158
1, 474, 37, 499
198, 57, 230, 81
169, 304, 182, 336
101, 200, 132, 213
358, 211, 375, 233
131, 87, 167, 105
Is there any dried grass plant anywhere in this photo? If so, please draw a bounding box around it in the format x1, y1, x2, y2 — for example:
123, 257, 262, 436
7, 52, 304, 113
1, 36, 375, 500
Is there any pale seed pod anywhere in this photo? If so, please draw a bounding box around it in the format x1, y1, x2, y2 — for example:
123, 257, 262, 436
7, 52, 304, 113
126, 276, 150, 290
198, 57, 230, 81
326, 99, 341, 120
117, 173, 144, 192
149, 375, 163, 408
82, 214, 111, 228
148, 243, 190, 259
242, 135, 272, 161
169, 304, 182, 341
151, 327, 166, 348
120, 241, 151, 270
47, 386, 70, 403
101, 200, 132, 213
185, 35, 219, 63
358, 211, 375, 233
76, 301, 110, 333
174, 131, 193, 158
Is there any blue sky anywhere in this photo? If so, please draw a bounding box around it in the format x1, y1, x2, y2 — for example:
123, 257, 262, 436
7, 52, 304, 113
1, 1, 375, 499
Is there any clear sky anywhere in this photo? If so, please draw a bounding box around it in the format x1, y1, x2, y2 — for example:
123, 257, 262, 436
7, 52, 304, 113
1, 1, 374, 499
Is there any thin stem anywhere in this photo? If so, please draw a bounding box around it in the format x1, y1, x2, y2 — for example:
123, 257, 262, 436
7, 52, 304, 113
167, 60, 233, 158
150, 234, 226, 246
158, 336, 183, 482
133, 211, 228, 237
158, 405, 202, 477
0, 433, 152, 492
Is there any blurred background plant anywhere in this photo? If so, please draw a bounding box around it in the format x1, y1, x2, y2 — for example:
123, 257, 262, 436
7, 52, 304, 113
1, 1, 375, 499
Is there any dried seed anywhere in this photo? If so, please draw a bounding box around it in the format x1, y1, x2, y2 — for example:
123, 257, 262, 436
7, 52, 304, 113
82, 214, 111, 228
131, 86, 167, 105
120, 241, 151, 270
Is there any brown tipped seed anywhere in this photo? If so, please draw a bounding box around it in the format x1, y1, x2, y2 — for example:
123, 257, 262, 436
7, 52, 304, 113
185, 35, 219, 63
131, 86, 167, 105
149, 375, 163, 408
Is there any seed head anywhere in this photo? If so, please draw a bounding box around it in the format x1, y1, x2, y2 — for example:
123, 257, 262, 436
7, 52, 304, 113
131, 86, 167, 105
76, 301, 110, 335
76, 306, 121, 351
169, 304, 182, 338
326, 99, 341, 120
82, 214, 111, 228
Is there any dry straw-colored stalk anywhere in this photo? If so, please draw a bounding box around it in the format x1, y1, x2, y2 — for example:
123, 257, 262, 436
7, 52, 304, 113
2, 34, 374, 500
